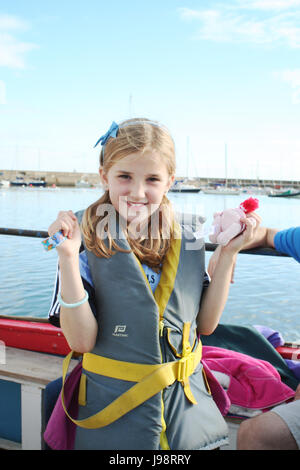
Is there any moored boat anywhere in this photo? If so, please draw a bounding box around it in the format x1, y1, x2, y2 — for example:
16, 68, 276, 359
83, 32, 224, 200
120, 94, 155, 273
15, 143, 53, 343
268, 189, 300, 198
75, 179, 91, 188
10, 177, 28, 187
170, 186, 200, 193
203, 187, 241, 195
169, 181, 200, 193
28, 179, 46, 188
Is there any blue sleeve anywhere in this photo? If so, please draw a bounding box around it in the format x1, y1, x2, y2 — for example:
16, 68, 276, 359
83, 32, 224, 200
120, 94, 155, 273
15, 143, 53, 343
199, 271, 210, 308
203, 270, 210, 288
78, 251, 94, 287
274, 227, 300, 263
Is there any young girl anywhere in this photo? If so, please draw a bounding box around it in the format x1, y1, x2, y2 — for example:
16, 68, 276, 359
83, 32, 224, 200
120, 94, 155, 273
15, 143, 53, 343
47, 118, 258, 450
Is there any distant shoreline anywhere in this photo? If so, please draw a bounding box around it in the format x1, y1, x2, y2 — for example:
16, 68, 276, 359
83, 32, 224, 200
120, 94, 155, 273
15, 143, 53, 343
0, 169, 100, 187
1, 169, 300, 189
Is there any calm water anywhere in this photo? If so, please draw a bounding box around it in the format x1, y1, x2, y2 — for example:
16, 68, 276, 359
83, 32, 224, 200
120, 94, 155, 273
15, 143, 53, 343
0, 186, 300, 341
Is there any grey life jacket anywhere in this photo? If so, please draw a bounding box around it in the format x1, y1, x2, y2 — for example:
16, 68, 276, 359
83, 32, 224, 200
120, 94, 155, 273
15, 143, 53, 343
71, 209, 228, 450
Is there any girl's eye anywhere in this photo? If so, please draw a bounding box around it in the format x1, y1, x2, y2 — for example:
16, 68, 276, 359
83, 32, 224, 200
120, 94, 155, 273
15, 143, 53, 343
148, 177, 160, 182
118, 174, 130, 180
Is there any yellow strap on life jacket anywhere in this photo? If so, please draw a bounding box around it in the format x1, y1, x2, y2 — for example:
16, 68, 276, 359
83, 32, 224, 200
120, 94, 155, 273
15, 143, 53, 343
61, 339, 202, 430
180, 322, 198, 405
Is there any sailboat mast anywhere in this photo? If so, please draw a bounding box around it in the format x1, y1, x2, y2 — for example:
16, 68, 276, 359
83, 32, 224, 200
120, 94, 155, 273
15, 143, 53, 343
186, 136, 190, 179
225, 143, 228, 188
129, 94, 133, 117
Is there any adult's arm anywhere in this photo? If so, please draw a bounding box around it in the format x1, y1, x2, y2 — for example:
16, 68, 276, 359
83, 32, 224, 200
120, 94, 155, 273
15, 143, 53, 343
273, 227, 300, 263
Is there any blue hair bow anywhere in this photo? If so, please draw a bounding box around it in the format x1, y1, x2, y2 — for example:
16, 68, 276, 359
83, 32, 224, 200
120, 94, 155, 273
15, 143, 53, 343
94, 121, 119, 148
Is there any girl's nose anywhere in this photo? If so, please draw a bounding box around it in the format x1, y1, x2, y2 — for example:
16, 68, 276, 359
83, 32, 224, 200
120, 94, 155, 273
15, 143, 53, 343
130, 181, 146, 199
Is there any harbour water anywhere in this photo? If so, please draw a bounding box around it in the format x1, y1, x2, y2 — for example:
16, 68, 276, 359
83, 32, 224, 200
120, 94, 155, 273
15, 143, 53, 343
0, 186, 300, 341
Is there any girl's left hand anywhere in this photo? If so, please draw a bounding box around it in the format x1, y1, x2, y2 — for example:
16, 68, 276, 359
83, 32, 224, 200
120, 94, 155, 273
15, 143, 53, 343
223, 212, 261, 255
207, 212, 262, 281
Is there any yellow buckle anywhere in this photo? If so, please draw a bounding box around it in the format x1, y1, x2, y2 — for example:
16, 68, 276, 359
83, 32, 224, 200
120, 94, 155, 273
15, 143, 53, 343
177, 353, 195, 384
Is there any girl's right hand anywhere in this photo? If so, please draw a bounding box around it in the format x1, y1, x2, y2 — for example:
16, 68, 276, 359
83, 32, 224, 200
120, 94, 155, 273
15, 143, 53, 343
48, 210, 81, 258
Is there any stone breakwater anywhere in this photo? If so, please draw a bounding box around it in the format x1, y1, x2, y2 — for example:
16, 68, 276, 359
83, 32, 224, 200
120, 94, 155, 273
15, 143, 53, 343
0, 170, 100, 187
1, 169, 300, 189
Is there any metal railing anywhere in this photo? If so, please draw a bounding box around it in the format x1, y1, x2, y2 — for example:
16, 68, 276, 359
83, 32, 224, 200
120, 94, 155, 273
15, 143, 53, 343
0, 227, 290, 257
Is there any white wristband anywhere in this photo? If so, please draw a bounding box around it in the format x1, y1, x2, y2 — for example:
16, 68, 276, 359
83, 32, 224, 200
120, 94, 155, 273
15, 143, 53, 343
57, 289, 89, 308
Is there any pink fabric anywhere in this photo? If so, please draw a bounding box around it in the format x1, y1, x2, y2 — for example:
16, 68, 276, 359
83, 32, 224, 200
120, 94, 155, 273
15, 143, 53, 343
202, 361, 231, 416
202, 346, 295, 410
44, 361, 81, 450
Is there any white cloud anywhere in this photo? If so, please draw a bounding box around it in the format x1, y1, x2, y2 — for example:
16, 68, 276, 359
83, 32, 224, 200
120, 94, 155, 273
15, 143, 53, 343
275, 69, 300, 103
179, 2, 300, 47
0, 14, 28, 30
236, 0, 300, 10
0, 14, 37, 69
0, 80, 6, 104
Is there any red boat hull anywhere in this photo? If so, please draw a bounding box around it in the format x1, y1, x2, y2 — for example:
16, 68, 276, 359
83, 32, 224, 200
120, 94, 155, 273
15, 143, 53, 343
0, 318, 71, 355
276, 345, 300, 360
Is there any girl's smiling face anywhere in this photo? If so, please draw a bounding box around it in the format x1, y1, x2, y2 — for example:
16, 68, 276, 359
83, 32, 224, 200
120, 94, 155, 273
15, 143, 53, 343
100, 150, 174, 223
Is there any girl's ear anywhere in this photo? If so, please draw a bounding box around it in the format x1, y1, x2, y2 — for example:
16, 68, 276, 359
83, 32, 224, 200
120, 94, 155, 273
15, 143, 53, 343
99, 167, 108, 189
166, 175, 175, 193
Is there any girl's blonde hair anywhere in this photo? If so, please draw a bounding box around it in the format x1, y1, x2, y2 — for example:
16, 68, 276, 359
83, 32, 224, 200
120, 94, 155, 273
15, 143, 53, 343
81, 118, 176, 270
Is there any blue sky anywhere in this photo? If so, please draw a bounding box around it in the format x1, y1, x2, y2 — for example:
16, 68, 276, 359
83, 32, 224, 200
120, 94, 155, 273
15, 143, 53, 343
1, 0, 300, 181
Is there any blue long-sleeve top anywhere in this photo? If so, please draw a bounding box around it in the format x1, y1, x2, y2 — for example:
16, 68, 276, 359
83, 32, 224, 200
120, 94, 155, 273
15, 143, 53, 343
274, 227, 300, 263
